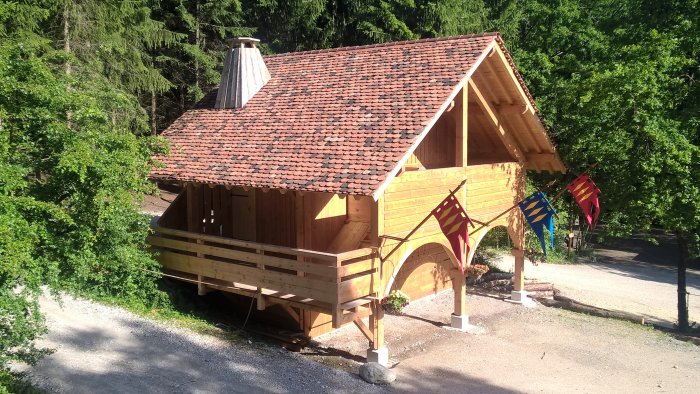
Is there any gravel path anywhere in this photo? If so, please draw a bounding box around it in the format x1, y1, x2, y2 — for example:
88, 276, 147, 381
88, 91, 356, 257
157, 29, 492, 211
494, 249, 700, 327
314, 291, 700, 393
27, 293, 384, 394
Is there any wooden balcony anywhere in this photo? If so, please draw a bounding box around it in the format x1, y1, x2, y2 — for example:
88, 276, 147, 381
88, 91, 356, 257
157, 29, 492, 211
148, 226, 380, 328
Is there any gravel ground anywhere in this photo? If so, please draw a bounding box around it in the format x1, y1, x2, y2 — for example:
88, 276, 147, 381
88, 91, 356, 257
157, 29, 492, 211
494, 250, 700, 327
314, 291, 700, 393
24, 235, 700, 393
25, 293, 384, 394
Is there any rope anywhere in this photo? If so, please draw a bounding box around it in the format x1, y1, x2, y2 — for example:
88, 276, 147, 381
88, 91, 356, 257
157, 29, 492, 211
242, 296, 255, 329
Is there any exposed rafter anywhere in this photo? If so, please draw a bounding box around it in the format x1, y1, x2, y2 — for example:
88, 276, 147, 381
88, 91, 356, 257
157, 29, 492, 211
467, 79, 525, 162
492, 45, 532, 108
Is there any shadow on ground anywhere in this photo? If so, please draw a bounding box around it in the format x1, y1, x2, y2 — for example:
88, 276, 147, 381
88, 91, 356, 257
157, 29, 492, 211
388, 366, 519, 393
32, 298, 379, 394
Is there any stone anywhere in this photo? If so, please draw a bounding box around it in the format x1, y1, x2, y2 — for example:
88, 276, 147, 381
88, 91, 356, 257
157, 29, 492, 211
359, 362, 396, 385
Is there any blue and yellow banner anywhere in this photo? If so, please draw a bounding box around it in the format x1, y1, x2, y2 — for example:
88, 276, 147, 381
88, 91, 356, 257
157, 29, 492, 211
519, 191, 556, 255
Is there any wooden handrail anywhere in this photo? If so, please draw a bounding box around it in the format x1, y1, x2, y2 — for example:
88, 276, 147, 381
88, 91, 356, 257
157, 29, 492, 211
149, 225, 380, 306
151, 226, 340, 262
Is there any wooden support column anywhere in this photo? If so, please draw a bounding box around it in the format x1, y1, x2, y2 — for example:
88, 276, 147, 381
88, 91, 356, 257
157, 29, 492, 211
450, 272, 470, 330
453, 274, 466, 316
455, 87, 468, 167
196, 239, 208, 296
294, 191, 307, 333
369, 300, 385, 350
511, 248, 527, 303
256, 249, 266, 310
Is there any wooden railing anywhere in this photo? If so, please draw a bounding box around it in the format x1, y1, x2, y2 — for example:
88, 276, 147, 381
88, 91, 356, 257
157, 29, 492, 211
147, 226, 379, 326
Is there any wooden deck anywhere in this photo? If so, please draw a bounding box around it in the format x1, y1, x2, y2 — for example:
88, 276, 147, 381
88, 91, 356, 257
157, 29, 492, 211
148, 226, 380, 328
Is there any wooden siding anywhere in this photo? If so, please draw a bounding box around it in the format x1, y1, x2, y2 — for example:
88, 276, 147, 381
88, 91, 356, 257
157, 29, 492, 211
465, 162, 524, 222
405, 112, 457, 169
256, 189, 296, 247
301, 192, 347, 251
383, 167, 468, 239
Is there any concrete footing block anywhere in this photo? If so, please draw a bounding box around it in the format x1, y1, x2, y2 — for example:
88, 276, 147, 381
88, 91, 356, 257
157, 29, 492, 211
451, 314, 470, 331
511, 290, 528, 302
367, 347, 389, 366
510, 291, 537, 308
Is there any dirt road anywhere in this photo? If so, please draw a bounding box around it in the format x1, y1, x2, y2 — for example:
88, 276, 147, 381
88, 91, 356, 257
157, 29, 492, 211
26, 233, 700, 393
495, 235, 700, 327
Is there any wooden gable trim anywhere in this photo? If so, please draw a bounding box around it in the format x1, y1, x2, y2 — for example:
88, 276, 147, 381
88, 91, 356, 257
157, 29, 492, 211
467, 78, 525, 162
490, 44, 566, 173
492, 45, 532, 109
371, 39, 497, 202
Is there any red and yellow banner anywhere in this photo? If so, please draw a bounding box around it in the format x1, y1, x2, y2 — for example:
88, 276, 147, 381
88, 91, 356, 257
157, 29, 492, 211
566, 174, 601, 227
432, 194, 474, 274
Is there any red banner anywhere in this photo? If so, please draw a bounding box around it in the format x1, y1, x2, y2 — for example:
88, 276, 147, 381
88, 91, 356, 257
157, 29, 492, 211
432, 194, 474, 274
566, 174, 601, 227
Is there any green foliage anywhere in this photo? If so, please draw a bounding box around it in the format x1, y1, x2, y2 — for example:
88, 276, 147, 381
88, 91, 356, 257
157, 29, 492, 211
0, 0, 698, 376
382, 290, 410, 314
0, 37, 166, 374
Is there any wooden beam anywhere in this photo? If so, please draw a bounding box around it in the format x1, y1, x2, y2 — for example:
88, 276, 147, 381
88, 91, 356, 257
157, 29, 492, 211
353, 318, 374, 343
493, 45, 532, 108
481, 57, 508, 105
467, 79, 525, 162
454, 276, 466, 316
455, 87, 467, 167
281, 305, 300, 323
496, 103, 534, 116
369, 300, 384, 350
526, 153, 556, 163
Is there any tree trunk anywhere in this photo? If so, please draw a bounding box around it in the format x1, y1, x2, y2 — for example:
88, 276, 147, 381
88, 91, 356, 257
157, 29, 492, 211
677, 232, 689, 331
63, 2, 71, 76
63, 2, 73, 128
151, 92, 157, 135
194, 0, 200, 90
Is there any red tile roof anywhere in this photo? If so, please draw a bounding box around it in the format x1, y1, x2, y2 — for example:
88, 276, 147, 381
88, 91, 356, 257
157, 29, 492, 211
151, 33, 532, 196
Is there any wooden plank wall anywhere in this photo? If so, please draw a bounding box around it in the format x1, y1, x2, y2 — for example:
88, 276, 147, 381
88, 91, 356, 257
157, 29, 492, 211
405, 113, 457, 169
301, 192, 347, 251
185, 184, 233, 236
382, 167, 468, 240
465, 162, 524, 223
256, 189, 296, 247
157, 191, 188, 230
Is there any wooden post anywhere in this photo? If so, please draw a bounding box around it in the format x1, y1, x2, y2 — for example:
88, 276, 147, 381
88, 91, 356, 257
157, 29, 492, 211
256, 249, 266, 310
453, 274, 466, 316
196, 239, 207, 296
512, 248, 525, 293
455, 87, 468, 167
369, 299, 384, 350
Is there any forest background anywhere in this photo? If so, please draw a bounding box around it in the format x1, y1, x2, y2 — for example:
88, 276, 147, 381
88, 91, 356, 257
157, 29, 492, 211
1, 0, 698, 390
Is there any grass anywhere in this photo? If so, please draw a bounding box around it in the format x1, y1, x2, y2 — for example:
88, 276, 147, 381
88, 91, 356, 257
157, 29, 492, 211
55, 279, 248, 344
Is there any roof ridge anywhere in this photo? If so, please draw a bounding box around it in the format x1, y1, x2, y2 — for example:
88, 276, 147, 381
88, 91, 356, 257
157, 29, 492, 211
264, 32, 501, 59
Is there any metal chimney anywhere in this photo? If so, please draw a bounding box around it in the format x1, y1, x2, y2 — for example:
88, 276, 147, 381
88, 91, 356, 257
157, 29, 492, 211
215, 37, 271, 109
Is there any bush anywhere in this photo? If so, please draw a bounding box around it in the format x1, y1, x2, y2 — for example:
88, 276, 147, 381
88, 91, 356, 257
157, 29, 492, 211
0, 42, 167, 375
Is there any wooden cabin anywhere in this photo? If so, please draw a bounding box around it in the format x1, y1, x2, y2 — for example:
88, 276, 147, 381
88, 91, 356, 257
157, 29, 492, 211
148, 34, 565, 365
